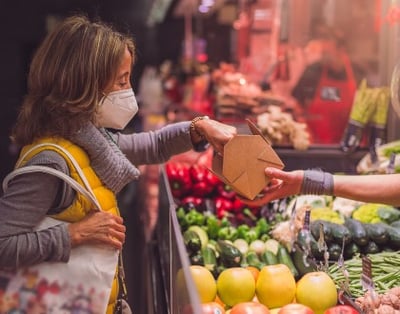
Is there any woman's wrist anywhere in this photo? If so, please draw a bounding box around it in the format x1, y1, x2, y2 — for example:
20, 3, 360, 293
190, 116, 209, 143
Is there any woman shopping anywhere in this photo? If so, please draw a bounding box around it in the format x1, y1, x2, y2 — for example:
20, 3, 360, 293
0, 15, 236, 313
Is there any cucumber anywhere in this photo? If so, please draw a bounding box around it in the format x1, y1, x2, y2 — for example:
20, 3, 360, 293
344, 242, 360, 259
329, 222, 352, 245
202, 246, 218, 277
291, 248, 317, 277
188, 225, 208, 249
344, 217, 369, 247
216, 240, 243, 268
361, 241, 380, 254
245, 251, 265, 270
310, 220, 334, 244
363, 223, 389, 244
261, 251, 278, 265
328, 243, 342, 261
382, 224, 400, 249
277, 246, 299, 279
183, 229, 202, 254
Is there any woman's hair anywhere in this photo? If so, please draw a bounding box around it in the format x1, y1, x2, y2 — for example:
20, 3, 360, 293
12, 15, 136, 146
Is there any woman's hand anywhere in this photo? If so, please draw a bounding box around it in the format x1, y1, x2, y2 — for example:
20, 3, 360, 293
240, 168, 305, 207
193, 118, 237, 155
68, 210, 126, 250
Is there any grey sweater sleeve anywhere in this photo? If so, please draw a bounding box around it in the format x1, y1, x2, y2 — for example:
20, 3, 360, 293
117, 121, 194, 165
0, 151, 75, 269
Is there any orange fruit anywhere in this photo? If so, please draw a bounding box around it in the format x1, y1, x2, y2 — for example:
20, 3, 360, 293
256, 264, 296, 309
246, 266, 260, 282
217, 267, 256, 307
295, 271, 337, 314
189, 265, 217, 303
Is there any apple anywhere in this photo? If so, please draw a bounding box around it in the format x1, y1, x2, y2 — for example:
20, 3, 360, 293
201, 301, 226, 314
278, 303, 314, 314
230, 302, 270, 314
323, 305, 359, 314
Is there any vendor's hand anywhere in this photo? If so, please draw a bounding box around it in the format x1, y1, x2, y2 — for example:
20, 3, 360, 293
239, 168, 304, 207
68, 210, 126, 250
194, 118, 237, 155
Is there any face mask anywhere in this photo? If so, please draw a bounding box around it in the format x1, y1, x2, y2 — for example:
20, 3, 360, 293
96, 88, 138, 130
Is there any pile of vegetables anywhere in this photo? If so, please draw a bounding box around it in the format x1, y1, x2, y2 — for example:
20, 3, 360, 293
328, 251, 400, 298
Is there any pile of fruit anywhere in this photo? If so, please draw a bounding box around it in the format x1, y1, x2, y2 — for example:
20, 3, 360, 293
165, 162, 400, 313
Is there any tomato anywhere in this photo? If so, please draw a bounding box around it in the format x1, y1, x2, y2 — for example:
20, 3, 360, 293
201, 301, 226, 314
323, 305, 359, 314
278, 303, 314, 314
230, 302, 270, 314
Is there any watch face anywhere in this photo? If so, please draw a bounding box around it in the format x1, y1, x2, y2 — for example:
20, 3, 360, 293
320, 86, 341, 101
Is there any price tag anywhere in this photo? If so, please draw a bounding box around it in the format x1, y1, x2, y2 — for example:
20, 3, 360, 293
361, 256, 374, 291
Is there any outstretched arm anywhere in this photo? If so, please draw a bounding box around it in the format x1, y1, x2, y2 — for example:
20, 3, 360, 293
241, 167, 400, 207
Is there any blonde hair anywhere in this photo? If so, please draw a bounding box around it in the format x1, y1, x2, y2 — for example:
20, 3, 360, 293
12, 15, 135, 145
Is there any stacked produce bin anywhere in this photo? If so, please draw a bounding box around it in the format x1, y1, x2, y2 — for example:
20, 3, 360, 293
152, 157, 400, 313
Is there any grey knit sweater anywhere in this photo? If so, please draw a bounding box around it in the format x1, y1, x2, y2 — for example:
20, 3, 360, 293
0, 122, 193, 269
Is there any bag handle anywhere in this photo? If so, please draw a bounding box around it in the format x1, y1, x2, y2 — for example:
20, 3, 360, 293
3, 165, 101, 211
3, 143, 102, 211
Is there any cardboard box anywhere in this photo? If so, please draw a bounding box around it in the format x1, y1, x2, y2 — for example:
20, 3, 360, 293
211, 120, 284, 200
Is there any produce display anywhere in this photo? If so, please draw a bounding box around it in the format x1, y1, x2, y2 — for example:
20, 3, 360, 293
165, 161, 400, 314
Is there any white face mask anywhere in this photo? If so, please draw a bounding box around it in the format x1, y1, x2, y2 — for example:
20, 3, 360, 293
96, 88, 138, 130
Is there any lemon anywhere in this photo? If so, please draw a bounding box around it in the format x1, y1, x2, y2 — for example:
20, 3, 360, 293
217, 267, 256, 307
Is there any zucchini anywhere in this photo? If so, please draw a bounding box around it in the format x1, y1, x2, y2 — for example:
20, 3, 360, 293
202, 246, 218, 277
310, 220, 334, 244
291, 248, 317, 277
183, 229, 202, 254
344, 217, 368, 247
361, 241, 380, 254
363, 223, 389, 244
296, 229, 323, 259
261, 251, 278, 265
390, 220, 400, 229
328, 243, 342, 261
216, 240, 243, 268
277, 246, 299, 279
189, 252, 204, 265
245, 251, 265, 270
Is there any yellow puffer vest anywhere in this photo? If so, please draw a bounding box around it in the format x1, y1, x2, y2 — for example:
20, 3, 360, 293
18, 137, 120, 314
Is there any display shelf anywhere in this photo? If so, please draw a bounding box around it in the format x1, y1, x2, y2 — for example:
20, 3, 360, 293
275, 145, 369, 174
149, 166, 202, 314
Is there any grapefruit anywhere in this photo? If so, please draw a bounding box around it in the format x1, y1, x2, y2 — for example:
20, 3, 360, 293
256, 264, 296, 309
189, 265, 217, 303
295, 271, 338, 314
217, 267, 256, 307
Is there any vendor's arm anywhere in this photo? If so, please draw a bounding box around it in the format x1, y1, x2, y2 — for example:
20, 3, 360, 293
117, 119, 236, 165
240, 168, 400, 207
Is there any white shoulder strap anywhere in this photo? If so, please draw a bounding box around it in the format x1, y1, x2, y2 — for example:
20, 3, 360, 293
17, 142, 94, 194
4, 142, 102, 211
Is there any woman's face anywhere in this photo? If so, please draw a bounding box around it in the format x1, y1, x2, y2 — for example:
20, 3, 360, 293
103, 47, 132, 94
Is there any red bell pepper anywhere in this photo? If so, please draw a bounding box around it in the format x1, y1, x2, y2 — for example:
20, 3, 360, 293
189, 164, 220, 197
216, 183, 236, 200
214, 196, 234, 219
165, 162, 192, 199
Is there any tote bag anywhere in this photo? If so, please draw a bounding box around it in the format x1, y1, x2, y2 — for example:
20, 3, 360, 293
0, 143, 119, 314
